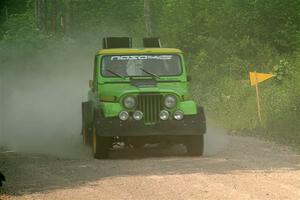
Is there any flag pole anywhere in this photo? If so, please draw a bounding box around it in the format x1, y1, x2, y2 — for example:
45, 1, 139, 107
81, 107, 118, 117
254, 71, 262, 123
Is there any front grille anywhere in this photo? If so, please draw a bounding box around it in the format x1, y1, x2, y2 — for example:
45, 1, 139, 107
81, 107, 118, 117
137, 94, 162, 124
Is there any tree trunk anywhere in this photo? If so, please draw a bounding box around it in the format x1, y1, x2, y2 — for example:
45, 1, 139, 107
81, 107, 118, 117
190, 0, 198, 19
51, 0, 57, 34
34, 0, 39, 28
63, 0, 71, 36
37, 0, 45, 31
4, 5, 8, 21
44, 0, 48, 34
144, 0, 152, 36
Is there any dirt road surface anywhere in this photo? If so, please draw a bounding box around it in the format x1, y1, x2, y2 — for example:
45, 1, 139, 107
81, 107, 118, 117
0, 125, 300, 200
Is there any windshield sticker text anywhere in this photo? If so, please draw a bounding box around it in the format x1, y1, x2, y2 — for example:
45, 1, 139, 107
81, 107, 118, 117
110, 55, 173, 61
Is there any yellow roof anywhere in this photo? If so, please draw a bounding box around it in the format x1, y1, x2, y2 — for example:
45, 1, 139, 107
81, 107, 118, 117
97, 48, 182, 55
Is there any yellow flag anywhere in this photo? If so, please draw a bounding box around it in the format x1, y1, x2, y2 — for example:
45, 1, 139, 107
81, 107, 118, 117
249, 72, 274, 86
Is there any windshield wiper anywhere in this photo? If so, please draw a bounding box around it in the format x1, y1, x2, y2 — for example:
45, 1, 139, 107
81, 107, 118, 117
106, 69, 125, 79
140, 68, 160, 79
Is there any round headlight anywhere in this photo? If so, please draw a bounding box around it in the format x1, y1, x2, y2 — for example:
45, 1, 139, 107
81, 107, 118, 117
160, 110, 170, 120
164, 95, 177, 109
119, 111, 129, 121
123, 96, 136, 109
174, 110, 184, 120
133, 111, 143, 120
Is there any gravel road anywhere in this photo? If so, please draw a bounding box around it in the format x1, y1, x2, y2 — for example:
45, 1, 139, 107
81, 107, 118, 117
0, 125, 299, 200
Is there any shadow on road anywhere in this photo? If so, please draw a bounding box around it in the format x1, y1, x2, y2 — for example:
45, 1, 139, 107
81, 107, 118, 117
0, 126, 299, 196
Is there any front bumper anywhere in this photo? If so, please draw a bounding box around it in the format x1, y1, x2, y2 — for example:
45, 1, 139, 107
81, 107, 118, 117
95, 107, 206, 136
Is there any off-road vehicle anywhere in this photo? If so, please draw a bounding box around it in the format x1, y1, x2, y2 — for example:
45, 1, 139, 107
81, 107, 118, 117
81, 37, 206, 159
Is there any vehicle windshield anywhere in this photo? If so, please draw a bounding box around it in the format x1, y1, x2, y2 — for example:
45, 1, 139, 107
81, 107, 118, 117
101, 54, 182, 77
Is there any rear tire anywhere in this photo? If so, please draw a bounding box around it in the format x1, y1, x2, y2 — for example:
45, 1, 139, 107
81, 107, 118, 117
82, 102, 92, 145
186, 135, 204, 156
92, 126, 111, 159
82, 123, 92, 146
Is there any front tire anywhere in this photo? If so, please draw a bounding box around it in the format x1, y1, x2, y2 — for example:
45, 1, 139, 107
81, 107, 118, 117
186, 135, 204, 156
92, 126, 111, 159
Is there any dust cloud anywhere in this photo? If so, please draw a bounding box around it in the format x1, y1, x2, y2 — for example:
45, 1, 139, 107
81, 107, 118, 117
0, 45, 93, 158
204, 123, 230, 156
0, 43, 230, 159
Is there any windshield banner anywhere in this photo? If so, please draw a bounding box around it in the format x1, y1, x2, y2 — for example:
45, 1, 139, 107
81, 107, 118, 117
111, 55, 173, 61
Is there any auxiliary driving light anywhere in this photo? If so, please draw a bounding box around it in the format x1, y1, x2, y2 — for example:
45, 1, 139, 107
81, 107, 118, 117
133, 111, 143, 120
174, 110, 184, 120
119, 111, 129, 121
160, 110, 170, 120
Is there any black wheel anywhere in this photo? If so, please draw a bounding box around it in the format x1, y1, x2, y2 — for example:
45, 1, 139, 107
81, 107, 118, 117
92, 126, 111, 159
0, 171, 5, 187
186, 135, 204, 156
82, 102, 92, 145
197, 106, 207, 134
82, 121, 92, 146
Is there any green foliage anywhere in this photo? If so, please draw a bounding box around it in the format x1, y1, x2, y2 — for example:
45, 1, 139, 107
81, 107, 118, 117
1, 12, 44, 47
272, 59, 291, 81
151, 0, 300, 149
70, 0, 144, 44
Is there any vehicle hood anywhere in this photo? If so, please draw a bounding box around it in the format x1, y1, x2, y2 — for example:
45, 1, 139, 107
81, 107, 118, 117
98, 81, 189, 100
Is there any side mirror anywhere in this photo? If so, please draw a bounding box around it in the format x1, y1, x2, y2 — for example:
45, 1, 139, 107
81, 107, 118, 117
187, 75, 192, 82
89, 80, 93, 89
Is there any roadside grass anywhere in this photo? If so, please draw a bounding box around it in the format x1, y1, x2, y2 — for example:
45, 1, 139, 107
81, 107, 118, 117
191, 71, 300, 153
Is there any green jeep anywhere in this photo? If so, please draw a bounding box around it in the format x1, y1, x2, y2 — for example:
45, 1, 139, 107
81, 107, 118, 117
81, 37, 206, 159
